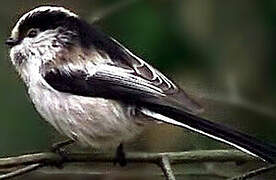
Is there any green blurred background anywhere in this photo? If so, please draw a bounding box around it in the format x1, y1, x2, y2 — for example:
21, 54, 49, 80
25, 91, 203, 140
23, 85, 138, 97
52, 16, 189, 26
1, 0, 276, 179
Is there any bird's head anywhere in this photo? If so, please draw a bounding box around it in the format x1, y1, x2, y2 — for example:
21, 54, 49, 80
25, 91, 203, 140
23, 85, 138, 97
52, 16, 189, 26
6, 6, 90, 71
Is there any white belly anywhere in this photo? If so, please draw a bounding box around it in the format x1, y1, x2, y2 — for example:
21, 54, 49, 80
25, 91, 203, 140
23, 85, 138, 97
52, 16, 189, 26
27, 82, 143, 149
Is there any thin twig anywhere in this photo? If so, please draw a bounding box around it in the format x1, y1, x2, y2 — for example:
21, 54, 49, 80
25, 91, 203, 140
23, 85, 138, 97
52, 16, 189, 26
0, 163, 43, 180
22, 171, 229, 179
228, 164, 276, 180
0, 150, 257, 168
0, 150, 260, 180
159, 155, 176, 180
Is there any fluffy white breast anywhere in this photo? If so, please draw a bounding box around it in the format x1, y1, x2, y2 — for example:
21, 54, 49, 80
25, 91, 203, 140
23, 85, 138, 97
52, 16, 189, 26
20, 58, 142, 149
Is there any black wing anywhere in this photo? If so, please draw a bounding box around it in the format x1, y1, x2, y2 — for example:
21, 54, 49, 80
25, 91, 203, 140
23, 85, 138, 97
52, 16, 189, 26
44, 25, 203, 114
44, 28, 202, 114
44, 55, 203, 115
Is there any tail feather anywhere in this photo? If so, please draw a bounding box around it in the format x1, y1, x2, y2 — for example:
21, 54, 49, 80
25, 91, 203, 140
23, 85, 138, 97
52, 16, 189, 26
141, 104, 276, 163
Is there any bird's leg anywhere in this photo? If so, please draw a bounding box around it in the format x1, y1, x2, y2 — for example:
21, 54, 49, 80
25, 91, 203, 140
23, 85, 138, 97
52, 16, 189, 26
50, 139, 75, 168
114, 143, 127, 167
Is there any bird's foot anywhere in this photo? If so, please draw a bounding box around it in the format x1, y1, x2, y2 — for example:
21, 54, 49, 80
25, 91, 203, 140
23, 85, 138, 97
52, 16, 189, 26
114, 143, 127, 167
50, 139, 74, 168
51, 139, 75, 153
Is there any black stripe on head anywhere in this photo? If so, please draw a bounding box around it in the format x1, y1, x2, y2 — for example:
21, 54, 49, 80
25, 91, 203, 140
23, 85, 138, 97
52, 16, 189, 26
17, 8, 80, 40
16, 7, 103, 49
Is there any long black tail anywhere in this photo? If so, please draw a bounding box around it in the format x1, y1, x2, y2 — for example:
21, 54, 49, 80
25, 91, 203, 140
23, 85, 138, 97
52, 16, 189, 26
141, 104, 276, 163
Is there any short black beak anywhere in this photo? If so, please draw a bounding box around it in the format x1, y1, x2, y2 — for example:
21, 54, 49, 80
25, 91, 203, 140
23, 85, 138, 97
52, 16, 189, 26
5, 38, 19, 47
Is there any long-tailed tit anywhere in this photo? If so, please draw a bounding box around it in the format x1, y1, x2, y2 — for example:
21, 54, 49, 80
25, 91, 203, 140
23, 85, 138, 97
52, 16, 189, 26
5, 6, 276, 165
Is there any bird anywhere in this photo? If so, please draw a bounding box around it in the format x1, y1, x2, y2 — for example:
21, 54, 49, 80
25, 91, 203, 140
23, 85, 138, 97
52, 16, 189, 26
5, 6, 276, 166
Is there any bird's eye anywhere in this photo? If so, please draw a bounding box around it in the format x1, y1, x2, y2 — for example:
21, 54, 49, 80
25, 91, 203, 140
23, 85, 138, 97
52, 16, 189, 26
27, 29, 39, 38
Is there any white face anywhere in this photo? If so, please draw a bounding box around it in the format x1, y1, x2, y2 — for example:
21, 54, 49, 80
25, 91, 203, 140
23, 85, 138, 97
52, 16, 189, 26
7, 6, 78, 71
9, 28, 73, 71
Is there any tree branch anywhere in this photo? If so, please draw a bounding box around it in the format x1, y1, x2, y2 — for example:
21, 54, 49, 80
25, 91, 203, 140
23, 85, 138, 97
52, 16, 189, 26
228, 164, 276, 180
0, 150, 260, 180
0, 149, 257, 168
0, 163, 42, 180
159, 155, 176, 180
